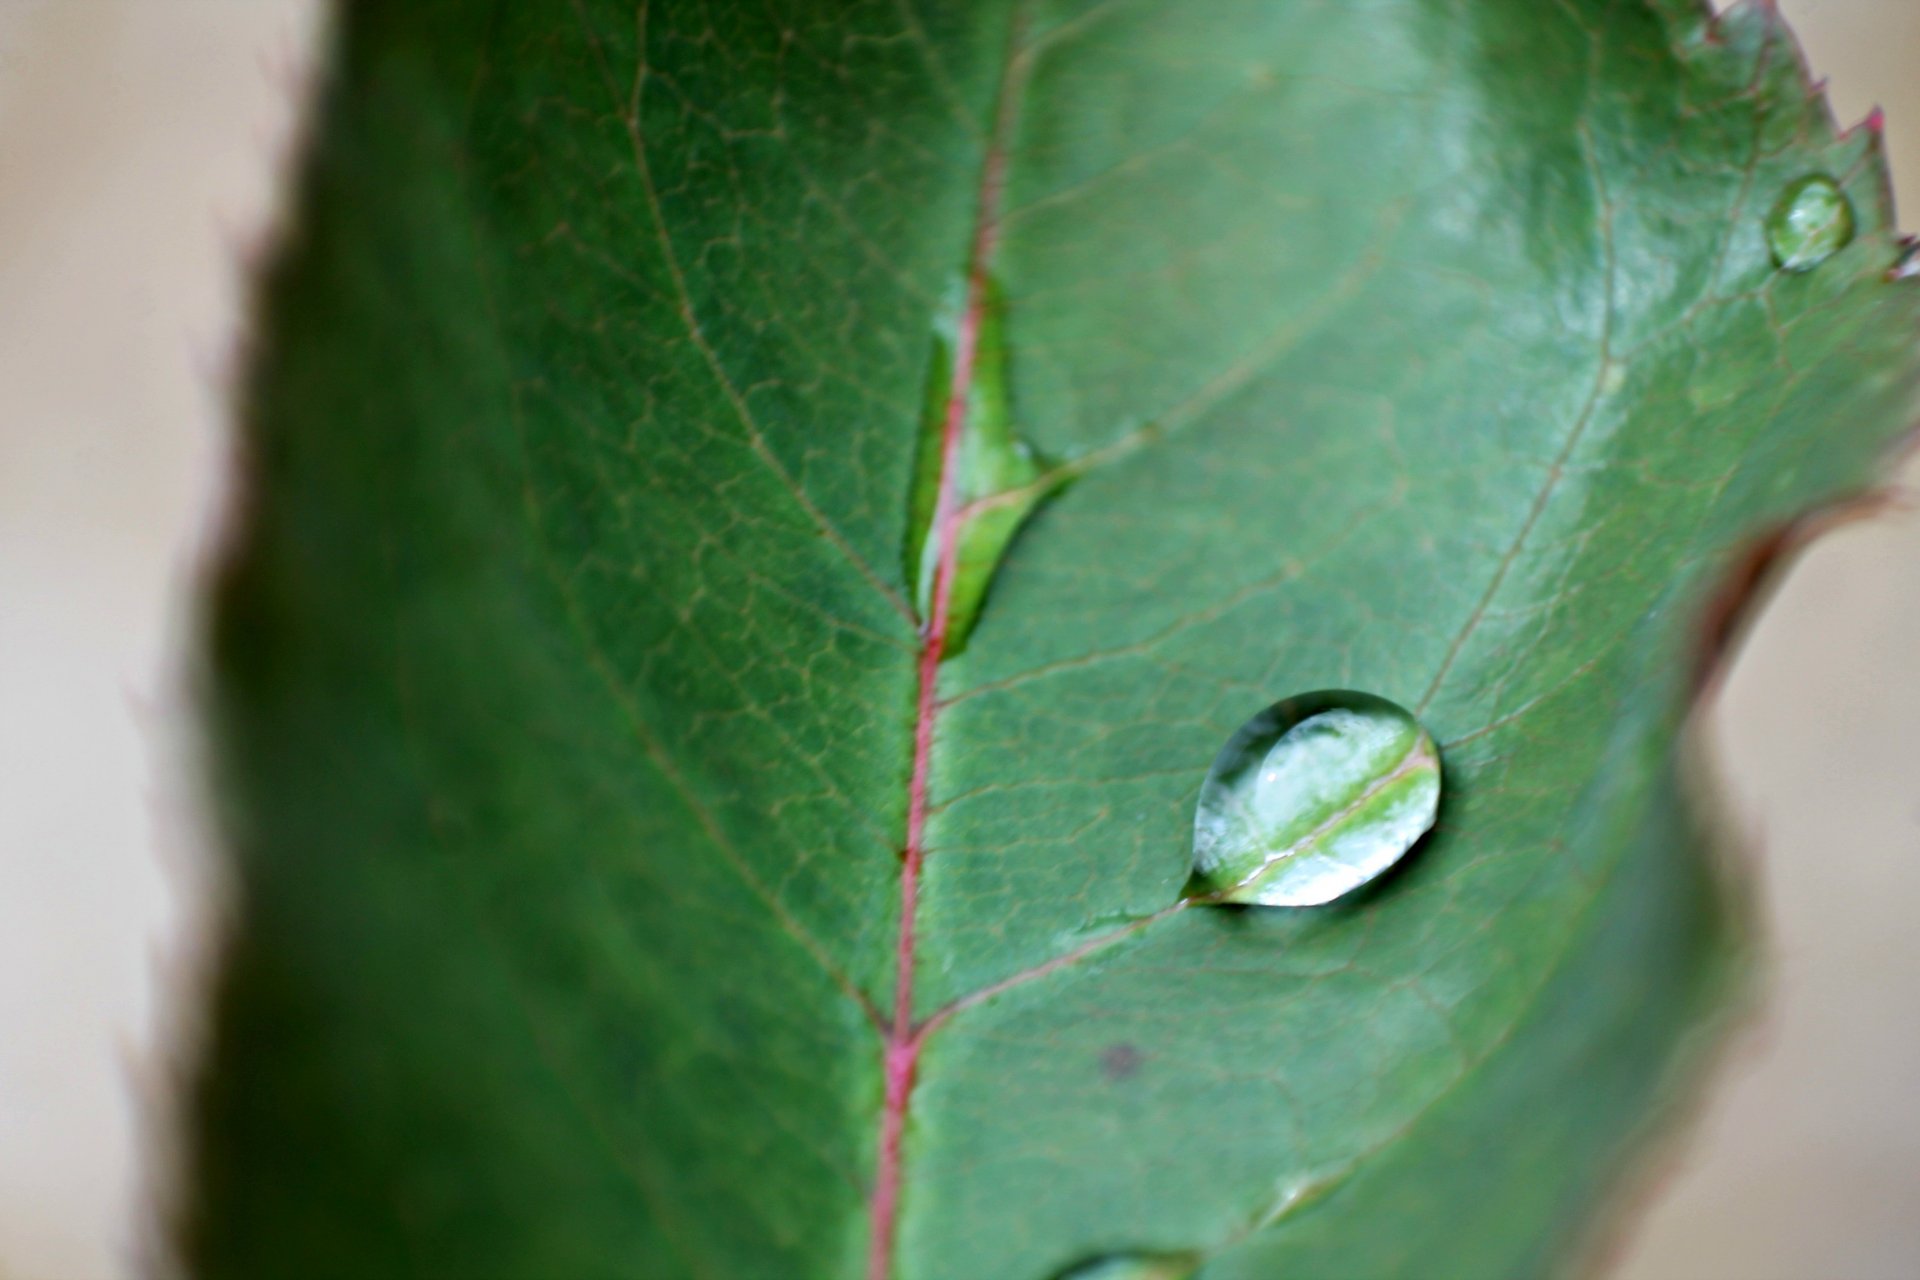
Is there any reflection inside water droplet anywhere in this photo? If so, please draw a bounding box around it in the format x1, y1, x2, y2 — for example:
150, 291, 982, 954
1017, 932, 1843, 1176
1187, 691, 1440, 907
1765, 174, 1854, 273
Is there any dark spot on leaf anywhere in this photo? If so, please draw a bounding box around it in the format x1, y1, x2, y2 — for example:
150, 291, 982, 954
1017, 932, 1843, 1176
1100, 1043, 1144, 1082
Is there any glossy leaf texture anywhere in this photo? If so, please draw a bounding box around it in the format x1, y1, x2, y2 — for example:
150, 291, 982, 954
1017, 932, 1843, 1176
187, 2, 1920, 1279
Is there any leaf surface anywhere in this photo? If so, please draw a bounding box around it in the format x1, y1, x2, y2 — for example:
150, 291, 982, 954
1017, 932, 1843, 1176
189, 2, 1920, 1277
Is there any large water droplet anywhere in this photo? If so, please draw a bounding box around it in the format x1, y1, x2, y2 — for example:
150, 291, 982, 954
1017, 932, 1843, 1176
1054, 1254, 1199, 1280
1765, 174, 1855, 273
1187, 691, 1440, 906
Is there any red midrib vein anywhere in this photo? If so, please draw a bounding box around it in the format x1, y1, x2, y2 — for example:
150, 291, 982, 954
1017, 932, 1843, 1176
865, 18, 1027, 1280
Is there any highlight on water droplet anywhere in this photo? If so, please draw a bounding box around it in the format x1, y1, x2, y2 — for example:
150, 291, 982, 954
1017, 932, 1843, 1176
1053, 1253, 1200, 1280
1765, 174, 1854, 273
1186, 691, 1440, 907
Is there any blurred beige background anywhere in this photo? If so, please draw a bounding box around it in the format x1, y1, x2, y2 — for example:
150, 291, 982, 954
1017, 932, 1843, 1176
0, 2, 1915, 1277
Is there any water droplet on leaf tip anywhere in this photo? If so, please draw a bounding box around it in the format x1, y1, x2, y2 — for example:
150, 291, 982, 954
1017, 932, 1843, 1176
1765, 174, 1854, 273
1890, 238, 1920, 281
1186, 690, 1441, 908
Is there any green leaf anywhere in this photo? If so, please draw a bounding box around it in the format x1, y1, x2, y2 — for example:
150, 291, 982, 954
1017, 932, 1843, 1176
186, 2, 1920, 1279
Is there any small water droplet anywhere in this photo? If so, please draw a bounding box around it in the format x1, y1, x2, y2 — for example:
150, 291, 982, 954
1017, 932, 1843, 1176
1187, 691, 1440, 907
905, 276, 1069, 657
1765, 174, 1854, 273
1891, 237, 1920, 282
1054, 1253, 1200, 1280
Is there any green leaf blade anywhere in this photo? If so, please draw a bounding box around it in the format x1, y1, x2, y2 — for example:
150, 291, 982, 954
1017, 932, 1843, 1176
189, 1, 1920, 1278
